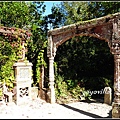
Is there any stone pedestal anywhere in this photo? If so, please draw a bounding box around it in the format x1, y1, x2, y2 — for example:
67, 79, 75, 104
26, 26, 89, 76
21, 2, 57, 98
13, 61, 33, 105
104, 87, 112, 105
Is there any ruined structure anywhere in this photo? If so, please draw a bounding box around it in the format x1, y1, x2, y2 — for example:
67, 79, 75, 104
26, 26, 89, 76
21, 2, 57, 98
47, 12, 120, 118
0, 25, 32, 105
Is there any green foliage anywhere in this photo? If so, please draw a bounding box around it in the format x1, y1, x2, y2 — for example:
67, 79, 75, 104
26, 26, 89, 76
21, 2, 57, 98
70, 84, 85, 99
82, 90, 91, 100
0, 89, 2, 96
0, 83, 3, 97
0, 1, 47, 88
55, 75, 68, 99
59, 1, 120, 25
0, 2, 31, 28
61, 1, 90, 24
55, 74, 92, 102
0, 1, 47, 86
36, 50, 47, 84
25, 2, 48, 85
87, 2, 120, 18
0, 36, 19, 85
0, 2, 32, 89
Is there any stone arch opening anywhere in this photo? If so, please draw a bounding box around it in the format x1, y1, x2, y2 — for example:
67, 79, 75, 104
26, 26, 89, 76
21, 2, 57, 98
54, 35, 114, 99
46, 12, 120, 118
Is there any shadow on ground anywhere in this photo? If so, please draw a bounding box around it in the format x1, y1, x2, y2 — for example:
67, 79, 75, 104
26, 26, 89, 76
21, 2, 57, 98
60, 99, 112, 119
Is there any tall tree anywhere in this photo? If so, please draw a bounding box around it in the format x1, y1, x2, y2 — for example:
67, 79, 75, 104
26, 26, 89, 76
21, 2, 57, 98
26, 1, 47, 85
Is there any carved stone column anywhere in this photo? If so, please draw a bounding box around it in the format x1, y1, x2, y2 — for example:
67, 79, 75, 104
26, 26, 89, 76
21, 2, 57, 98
112, 54, 120, 118
48, 56, 55, 104
111, 17, 120, 118
47, 34, 56, 104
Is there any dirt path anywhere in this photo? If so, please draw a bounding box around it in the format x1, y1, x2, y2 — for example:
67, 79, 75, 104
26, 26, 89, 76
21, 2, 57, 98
0, 98, 112, 119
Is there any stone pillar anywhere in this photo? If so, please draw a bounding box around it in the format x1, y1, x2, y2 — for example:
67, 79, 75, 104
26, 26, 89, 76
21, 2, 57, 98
13, 61, 33, 105
48, 56, 55, 104
112, 54, 120, 118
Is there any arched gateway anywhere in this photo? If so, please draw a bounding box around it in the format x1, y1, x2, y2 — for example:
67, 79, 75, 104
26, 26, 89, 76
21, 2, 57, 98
47, 12, 120, 118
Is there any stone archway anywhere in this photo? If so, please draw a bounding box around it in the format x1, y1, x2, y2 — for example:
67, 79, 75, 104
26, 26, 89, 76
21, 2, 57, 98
47, 12, 120, 118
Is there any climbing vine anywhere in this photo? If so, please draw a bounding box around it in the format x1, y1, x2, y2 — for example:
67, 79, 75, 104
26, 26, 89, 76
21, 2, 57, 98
0, 26, 31, 89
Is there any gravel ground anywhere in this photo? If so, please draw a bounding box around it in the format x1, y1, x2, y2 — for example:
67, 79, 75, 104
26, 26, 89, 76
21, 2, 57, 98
0, 98, 112, 119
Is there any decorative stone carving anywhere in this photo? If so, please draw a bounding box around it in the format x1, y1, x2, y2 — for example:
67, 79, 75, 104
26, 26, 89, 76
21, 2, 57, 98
110, 41, 120, 54
48, 13, 120, 48
107, 15, 120, 118
47, 35, 57, 58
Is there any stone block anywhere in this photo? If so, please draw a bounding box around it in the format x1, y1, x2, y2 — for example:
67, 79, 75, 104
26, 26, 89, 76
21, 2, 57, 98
104, 87, 112, 105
